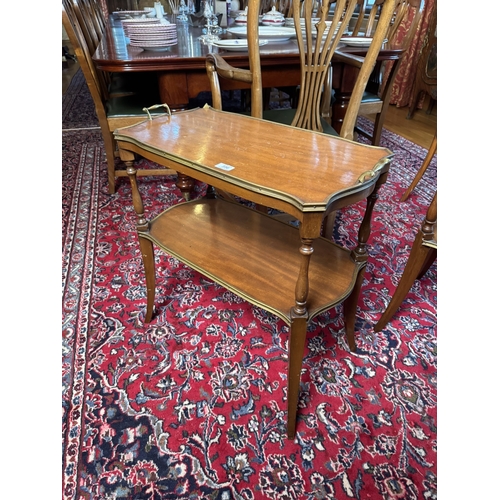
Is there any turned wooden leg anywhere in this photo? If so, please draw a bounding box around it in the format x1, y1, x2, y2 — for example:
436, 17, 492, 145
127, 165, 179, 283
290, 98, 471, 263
176, 172, 195, 201
102, 130, 117, 194
125, 159, 157, 323
287, 314, 308, 439
345, 180, 384, 349
294, 237, 314, 316
286, 217, 322, 438
321, 210, 337, 239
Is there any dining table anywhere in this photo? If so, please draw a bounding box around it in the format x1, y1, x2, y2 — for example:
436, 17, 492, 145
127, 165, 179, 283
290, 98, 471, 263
92, 13, 405, 134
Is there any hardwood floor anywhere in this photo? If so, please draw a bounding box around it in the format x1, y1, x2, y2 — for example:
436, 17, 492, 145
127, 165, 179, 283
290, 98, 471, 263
361, 95, 437, 150
62, 40, 436, 149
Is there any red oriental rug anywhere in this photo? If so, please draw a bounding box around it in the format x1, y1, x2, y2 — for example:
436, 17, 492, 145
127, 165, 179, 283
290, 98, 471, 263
62, 75, 437, 500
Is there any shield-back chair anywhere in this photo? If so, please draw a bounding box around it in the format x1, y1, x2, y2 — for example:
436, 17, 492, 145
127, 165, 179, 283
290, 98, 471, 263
62, 0, 177, 194
207, 0, 400, 141
326, 0, 425, 145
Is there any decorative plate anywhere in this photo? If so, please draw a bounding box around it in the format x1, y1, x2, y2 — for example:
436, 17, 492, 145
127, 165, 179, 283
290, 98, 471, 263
227, 26, 296, 43
211, 39, 268, 51
340, 36, 374, 47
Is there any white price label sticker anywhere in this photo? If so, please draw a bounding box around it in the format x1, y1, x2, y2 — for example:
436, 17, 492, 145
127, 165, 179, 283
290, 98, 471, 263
214, 162, 235, 171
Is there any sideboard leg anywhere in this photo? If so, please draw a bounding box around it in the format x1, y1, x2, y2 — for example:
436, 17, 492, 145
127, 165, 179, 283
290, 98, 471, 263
287, 314, 308, 440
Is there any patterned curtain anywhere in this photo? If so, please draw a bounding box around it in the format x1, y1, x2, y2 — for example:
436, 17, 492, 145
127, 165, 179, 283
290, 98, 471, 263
389, 0, 436, 107
99, 0, 109, 17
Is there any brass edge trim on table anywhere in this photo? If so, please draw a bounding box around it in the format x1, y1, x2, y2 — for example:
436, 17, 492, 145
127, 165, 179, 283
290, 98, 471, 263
138, 232, 293, 325
306, 261, 366, 322
140, 230, 363, 327
139, 200, 365, 325
114, 137, 393, 214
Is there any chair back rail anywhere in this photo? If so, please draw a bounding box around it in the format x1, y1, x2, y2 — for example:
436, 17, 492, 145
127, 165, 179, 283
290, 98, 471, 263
339, 0, 399, 140
291, 0, 357, 132
206, 0, 264, 118
208, 0, 401, 141
351, 0, 368, 36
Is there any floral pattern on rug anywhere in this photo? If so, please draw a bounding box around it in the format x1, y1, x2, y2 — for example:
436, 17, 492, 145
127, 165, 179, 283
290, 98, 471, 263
62, 110, 436, 499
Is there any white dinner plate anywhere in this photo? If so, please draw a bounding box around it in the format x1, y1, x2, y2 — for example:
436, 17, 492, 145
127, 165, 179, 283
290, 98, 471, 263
211, 39, 268, 51
227, 26, 296, 43
340, 37, 374, 47
121, 18, 161, 24
130, 43, 177, 51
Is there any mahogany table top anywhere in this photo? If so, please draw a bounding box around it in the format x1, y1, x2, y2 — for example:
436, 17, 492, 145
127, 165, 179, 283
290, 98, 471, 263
93, 14, 404, 73
114, 106, 393, 214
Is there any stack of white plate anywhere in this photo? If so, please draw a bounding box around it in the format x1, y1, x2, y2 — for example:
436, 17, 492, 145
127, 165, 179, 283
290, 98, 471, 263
227, 26, 296, 43
126, 22, 178, 52
122, 18, 161, 37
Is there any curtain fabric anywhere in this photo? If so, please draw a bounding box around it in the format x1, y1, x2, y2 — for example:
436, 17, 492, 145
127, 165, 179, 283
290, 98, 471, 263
389, 0, 436, 108
99, 0, 109, 17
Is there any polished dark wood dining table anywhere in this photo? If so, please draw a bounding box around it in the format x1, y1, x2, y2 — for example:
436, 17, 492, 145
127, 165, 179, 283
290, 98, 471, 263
92, 14, 404, 133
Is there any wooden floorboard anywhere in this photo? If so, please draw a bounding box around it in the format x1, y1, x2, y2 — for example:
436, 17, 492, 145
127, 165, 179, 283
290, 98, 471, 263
361, 96, 437, 150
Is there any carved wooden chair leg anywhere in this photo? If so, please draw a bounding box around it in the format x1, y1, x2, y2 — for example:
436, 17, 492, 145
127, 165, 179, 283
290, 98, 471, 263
406, 89, 423, 120
426, 97, 436, 115
139, 237, 156, 323
287, 315, 308, 439
374, 241, 435, 332
400, 134, 437, 202
342, 268, 365, 352
343, 179, 384, 348
126, 159, 157, 323
417, 248, 437, 280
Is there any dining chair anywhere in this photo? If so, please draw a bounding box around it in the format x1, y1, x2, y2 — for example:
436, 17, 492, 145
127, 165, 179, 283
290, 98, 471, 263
324, 0, 425, 146
207, 0, 399, 141
68, 0, 159, 98
400, 132, 436, 201
62, 1, 178, 195
374, 190, 436, 331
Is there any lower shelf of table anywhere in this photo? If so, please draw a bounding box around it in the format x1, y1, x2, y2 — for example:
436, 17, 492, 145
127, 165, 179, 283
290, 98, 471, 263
145, 197, 361, 324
